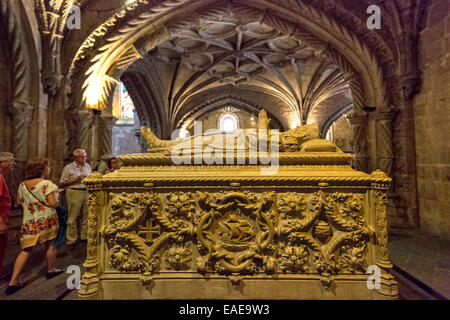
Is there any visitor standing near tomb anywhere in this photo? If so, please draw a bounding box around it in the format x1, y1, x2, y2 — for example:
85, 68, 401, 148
6, 158, 64, 296
94, 154, 119, 174
107, 157, 120, 173
0, 152, 15, 281
60, 149, 92, 251
94, 154, 111, 175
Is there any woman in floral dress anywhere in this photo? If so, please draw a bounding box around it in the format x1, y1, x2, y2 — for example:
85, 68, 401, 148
5, 158, 64, 295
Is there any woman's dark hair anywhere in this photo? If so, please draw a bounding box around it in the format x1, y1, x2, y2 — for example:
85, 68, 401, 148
24, 158, 50, 180
106, 157, 117, 169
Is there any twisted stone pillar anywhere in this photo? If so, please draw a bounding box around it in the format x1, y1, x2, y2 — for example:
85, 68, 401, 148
7, 102, 33, 163
375, 109, 397, 178
5, 102, 33, 202
76, 110, 94, 151
98, 115, 118, 157
348, 112, 369, 172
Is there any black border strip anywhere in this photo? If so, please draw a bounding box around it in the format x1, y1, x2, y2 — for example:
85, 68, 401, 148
55, 288, 74, 300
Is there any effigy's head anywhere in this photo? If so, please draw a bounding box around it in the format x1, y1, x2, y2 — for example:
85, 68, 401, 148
280, 134, 299, 152
258, 109, 270, 130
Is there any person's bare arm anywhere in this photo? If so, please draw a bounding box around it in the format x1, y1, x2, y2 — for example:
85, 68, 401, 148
59, 165, 86, 188
16, 190, 23, 207
59, 175, 85, 188
46, 191, 58, 208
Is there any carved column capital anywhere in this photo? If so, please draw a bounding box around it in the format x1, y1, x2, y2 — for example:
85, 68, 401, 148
374, 108, 399, 121
77, 110, 94, 128
7, 102, 34, 120
347, 111, 368, 125
41, 71, 64, 97
399, 73, 421, 101
98, 114, 118, 128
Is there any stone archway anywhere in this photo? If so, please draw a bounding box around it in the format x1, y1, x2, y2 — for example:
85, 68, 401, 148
62, 0, 427, 234
68, 0, 391, 172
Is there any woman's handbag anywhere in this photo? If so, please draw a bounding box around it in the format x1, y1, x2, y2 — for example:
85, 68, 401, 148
54, 205, 68, 248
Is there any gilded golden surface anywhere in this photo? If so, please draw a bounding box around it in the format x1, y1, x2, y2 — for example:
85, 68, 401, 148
80, 123, 397, 299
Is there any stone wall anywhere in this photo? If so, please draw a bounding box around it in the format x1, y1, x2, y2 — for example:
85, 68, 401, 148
326, 113, 353, 153
112, 124, 142, 156
189, 108, 258, 133
413, 0, 450, 238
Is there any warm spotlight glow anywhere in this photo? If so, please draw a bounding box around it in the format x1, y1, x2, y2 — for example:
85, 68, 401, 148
84, 76, 102, 109
289, 119, 300, 129
179, 128, 189, 138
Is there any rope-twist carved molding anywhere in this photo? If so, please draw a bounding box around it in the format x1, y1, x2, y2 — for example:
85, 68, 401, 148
0, 0, 29, 103
85, 176, 391, 187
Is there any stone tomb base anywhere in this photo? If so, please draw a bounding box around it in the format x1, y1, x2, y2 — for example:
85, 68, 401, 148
98, 274, 394, 300
79, 153, 398, 300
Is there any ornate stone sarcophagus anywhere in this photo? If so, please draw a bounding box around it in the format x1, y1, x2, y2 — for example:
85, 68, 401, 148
79, 113, 397, 300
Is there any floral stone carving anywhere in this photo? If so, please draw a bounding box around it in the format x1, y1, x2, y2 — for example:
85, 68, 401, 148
101, 190, 373, 285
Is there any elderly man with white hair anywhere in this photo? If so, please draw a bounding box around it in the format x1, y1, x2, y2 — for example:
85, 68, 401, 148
60, 149, 92, 250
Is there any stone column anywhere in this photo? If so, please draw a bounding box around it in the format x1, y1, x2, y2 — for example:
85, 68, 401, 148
98, 114, 118, 157
375, 109, 397, 178
7, 102, 34, 163
79, 173, 104, 299
6, 102, 33, 203
134, 130, 147, 153
348, 112, 369, 172
371, 170, 398, 299
390, 76, 420, 228
76, 110, 94, 151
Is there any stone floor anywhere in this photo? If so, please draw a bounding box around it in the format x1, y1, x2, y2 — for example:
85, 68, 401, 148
0, 209, 448, 300
0, 210, 83, 300
388, 228, 450, 299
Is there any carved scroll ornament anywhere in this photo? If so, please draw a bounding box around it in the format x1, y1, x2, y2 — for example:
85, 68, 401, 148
101, 189, 374, 287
